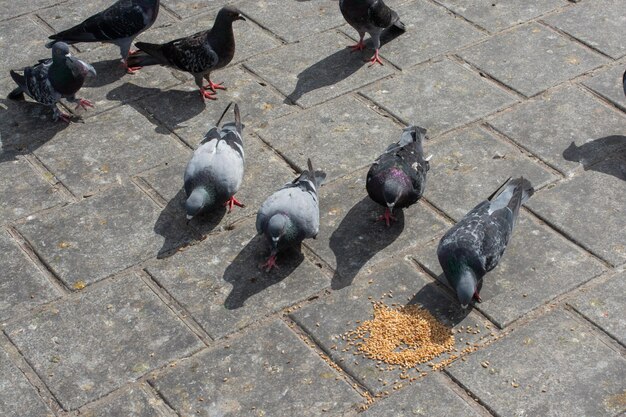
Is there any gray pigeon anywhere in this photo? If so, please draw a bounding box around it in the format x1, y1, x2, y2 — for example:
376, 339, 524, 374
126, 6, 245, 100
46, 0, 160, 73
184, 102, 245, 220
256, 159, 326, 271
8, 42, 96, 122
339, 0, 405, 66
366, 125, 431, 226
437, 177, 534, 308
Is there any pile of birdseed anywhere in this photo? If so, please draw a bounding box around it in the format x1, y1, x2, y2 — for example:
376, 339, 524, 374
346, 302, 455, 368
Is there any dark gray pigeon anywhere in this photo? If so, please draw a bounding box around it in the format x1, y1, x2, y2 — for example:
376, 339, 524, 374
46, 0, 160, 73
126, 6, 245, 100
339, 0, 405, 66
366, 125, 431, 226
622, 68, 625, 96
256, 159, 326, 271
184, 102, 245, 220
8, 42, 96, 122
437, 177, 534, 309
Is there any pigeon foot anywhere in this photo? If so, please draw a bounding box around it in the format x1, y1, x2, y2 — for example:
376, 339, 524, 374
473, 291, 482, 303
369, 50, 384, 66
200, 88, 218, 100
349, 40, 366, 52
205, 81, 226, 92
55, 112, 71, 123
376, 208, 396, 227
74, 98, 94, 111
224, 196, 245, 212
121, 60, 142, 74
260, 254, 278, 272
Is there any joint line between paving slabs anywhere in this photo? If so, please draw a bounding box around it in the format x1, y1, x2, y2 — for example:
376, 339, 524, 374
443, 368, 503, 417
564, 304, 626, 354
237, 64, 300, 110
450, 55, 528, 101
426, 0, 490, 34
537, 20, 615, 62
251, 131, 304, 174
439, 371, 498, 417
353, 92, 408, 129
139, 380, 182, 417
131, 176, 168, 209
576, 83, 626, 116
23, 153, 78, 203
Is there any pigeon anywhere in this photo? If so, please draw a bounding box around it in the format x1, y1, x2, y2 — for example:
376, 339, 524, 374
622, 68, 625, 96
437, 177, 534, 309
366, 125, 431, 226
256, 159, 326, 272
339, 0, 405, 66
126, 6, 245, 100
46, 0, 160, 73
8, 42, 96, 122
184, 102, 245, 220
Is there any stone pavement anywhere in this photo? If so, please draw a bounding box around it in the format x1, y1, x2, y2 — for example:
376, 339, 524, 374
1, 0, 625, 415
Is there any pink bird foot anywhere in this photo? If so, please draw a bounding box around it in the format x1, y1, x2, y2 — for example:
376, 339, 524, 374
349, 40, 365, 52
199, 88, 218, 100
376, 208, 396, 227
74, 98, 94, 111
473, 291, 482, 303
369, 50, 384, 66
205, 80, 226, 92
260, 254, 279, 272
224, 196, 245, 212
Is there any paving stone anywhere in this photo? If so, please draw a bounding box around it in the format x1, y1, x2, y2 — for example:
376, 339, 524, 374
0, 16, 50, 76
245, 30, 394, 108
413, 215, 605, 328
0, 347, 54, 417
361, 372, 482, 417
145, 220, 329, 339
305, 169, 447, 288
239, 0, 344, 43
488, 86, 626, 175
434, 0, 567, 32
544, 0, 626, 59
448, 310, 626, 417
0, 231, 60, 323
362, 59, 516, 136
76, 386, 172, 417
341, 0, 485, 69
256, 95, 400, 179
4, 0, 59, 20
138, 134, 294, 228
459, 23, 606, 97
17, 183, 191, 288
33, 105, 188, 197
150, 320, 362, 416
0, 155, 64, 224
583, 63, 626, 112
160, 0, 226, 20
569, 270, 626, 347
4, 275, 202, 411
291, 260, 494, 392
426, 126, 557, 221
136, 66, 295, 145
527, 162, 626, 266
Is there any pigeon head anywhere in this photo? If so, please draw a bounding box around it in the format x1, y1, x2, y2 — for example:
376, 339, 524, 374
455, 268, 478, 309
51, 42, 71, 59
217, 6, 246, 22
382, 175, 406, 209
266, 213, 290, 251
185, 188, 213, 220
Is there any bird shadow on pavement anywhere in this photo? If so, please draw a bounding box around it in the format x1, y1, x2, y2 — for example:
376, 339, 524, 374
285, 26, 404, 105
407, 280, 471, 327
223, 235, 304, 310
563, 135, 626, 181
84, 59, 127, 88
329, 196, 404, 290
153, 189, 225, 259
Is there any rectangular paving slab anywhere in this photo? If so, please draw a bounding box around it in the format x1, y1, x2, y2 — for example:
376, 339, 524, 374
569, 270, 626, 347
458, 23, 606, 97
149, 319, 363, 416
255, 95, 401, 180
17, 183, 191, 289
245, 30, 394, 108
145, 219, 330, 339
74, 385, 173, 417
583, 64, 626, 113
488, 86, 626, 175
0, 347, 54, 417
4, 274, 203, 411
362, 58, 516, 136
447, 310, 626, 417
413, 214, 605, 328
0, 16, 50, 76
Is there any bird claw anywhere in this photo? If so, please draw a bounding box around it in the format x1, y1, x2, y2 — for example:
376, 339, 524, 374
376, 209, 396, 227
55, 112, 71, 123
224, 196, 245, 212
205, 81, 226, 92
473, 291, 482, 303
368, 51, 384, 67
349, 41, 365, 52
200, 88, 218, 100
128, 49, 141, 56
260, 255, 278, 272
74, 98, 94, 111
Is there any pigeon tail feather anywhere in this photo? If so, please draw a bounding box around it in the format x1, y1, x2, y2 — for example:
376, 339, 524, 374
305, 158, 327, 189
9, 70, 26, 95
127, 42, 168, 67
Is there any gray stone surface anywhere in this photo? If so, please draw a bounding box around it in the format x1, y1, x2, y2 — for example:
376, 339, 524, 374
75, 386, 173, 417
0, 347, 54, 417
448, 310, 626, 417
488, 86, 626, 175
145, 220, 330, 339
305, 169, 448, 289
150, 319, 362, 416
544, 0, 626, 59
4, 274, 202, 411
528, 161, 626, 266
458, 23, 606, 97
434, 0, 567, 32
0, 16, 50, 76
17, 183, 191, 288
245, 30, 394, 107
569, 270, 626, 347
0, 231, 60, 323
362, 372, 482, 417
425, 125, 557, 221
5, 0, 59, 20
159, 0, 222, 19
413, 215, 605, 328
256, 95, 400, 179
33, 105, 188, 197
362, 59, 516, 136
583, 63, 626, 112
0, 155, 64, 224
291, 260, 495, 392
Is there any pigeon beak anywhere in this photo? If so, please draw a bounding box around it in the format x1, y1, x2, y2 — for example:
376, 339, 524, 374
87, 66, 97, 78
237, 14, 246, 21
186, 214, 193, 221
460, 304, 468, 309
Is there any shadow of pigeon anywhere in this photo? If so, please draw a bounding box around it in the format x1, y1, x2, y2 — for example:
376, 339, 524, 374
223, 234, 304, 310
563, 135, 626, 181
406, 280, 472, 327
329, 196, 404, 290
83, 59, 127, 88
